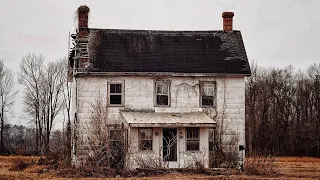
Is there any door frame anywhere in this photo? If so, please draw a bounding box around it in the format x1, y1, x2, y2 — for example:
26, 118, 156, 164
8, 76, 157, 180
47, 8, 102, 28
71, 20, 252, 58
162, 128, 178, 163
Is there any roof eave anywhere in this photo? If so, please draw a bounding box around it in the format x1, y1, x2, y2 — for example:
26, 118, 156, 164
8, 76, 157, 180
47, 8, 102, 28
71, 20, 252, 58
74, 71, 251, 78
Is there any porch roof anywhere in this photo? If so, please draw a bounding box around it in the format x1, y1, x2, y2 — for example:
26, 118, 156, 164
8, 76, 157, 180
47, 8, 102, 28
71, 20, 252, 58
121, 112, 217, 127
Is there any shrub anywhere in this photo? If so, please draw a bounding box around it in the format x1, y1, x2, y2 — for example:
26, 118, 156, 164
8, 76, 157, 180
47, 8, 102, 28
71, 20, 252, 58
10, 158, 30, 171
245, 155, 279, 175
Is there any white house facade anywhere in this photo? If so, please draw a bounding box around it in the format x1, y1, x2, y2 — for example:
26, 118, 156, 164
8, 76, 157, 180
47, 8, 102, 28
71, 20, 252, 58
69, 6, 250, 170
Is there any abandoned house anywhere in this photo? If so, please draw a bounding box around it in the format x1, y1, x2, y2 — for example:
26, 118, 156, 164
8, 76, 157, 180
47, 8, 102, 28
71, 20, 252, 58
69, 5, 251, 170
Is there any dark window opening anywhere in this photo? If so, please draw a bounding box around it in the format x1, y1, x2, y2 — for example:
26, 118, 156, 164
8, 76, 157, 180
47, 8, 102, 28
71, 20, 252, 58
109, 83, 122, 105
202, 96, 214, 106
110, 95, 122, 105
209, 128, 215, 152
157, 95, 168, 105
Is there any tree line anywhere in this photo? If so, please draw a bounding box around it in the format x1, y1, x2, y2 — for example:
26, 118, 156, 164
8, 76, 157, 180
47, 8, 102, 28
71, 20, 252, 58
1, 54, 320, 158
246, 62, 320, 157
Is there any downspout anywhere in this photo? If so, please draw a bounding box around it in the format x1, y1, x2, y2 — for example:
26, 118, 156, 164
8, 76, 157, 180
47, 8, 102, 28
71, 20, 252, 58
73, 77, 78, 165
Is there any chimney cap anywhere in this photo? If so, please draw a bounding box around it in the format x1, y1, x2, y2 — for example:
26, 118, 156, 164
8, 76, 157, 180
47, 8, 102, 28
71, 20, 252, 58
222, 12, 234, 18
78, 5, 90, 13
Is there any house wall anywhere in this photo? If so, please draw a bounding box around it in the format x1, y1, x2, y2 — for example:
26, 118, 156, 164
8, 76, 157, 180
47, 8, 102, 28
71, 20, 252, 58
71, 75, 246, 167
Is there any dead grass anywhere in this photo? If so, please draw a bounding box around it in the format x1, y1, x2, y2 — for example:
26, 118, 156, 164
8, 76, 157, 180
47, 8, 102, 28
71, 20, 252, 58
0, 156, 319, 179
277, 157, 320, 179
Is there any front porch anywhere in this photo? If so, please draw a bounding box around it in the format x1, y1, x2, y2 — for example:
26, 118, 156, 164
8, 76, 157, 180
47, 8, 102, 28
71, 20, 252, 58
121, 112, 217, 169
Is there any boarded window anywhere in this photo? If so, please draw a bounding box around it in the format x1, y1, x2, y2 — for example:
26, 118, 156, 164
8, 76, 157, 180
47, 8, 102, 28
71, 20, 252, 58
109, 83, 123, 105
139, 128, 153, 151
186, 127, 200, 151
200, 83, 216, 107
155, 82, 169, 106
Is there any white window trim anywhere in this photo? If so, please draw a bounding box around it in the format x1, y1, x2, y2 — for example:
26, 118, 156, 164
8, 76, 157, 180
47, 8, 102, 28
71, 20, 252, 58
154, 80, 171, 107
108, 81, 125, 106
199, 81, 217, 108
138, 128, 153, 151
186, 127, 200, 151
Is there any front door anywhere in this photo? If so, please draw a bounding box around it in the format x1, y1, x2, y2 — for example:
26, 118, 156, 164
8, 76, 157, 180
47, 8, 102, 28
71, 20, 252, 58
163, 128, 177, 162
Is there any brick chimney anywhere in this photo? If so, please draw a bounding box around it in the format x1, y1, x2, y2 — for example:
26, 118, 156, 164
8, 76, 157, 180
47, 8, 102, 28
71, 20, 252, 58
78, 5, 90, 38
77, 5, 90, 69
222, 12, 234, 31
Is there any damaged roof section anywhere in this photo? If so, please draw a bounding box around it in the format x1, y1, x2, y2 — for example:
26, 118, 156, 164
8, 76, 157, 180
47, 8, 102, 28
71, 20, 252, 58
121, 112, 217, 127
85, 29, 251, 75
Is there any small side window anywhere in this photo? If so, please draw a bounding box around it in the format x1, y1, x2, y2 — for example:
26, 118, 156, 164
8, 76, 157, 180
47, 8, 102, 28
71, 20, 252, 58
109, 83, 123, 105
209, 128, 215, 152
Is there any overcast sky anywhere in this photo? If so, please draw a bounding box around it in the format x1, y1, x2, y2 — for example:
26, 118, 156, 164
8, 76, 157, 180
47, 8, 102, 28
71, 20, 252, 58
0, 0, 319, 127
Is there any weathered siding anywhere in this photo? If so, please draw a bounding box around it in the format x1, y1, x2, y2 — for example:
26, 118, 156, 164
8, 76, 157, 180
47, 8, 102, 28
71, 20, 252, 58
71, 75, 245, 168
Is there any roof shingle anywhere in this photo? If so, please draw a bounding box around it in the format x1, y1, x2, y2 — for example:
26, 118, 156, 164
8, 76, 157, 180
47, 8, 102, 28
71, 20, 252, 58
86, 29, 251, 75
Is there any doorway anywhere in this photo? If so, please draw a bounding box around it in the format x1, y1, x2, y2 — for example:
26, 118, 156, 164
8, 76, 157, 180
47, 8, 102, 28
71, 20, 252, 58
163, 128, 177, 161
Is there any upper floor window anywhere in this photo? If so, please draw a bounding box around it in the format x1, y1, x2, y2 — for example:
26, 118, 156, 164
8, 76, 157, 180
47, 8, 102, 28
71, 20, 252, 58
109, 82, 124, 106
200, 82, 216, 107
155, 81, 170, 106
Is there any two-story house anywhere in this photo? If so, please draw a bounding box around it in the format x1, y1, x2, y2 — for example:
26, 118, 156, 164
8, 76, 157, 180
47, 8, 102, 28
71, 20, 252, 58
69, 5, 251, 170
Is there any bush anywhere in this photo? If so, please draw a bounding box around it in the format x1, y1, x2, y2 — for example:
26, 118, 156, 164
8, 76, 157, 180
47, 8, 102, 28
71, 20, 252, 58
245, 155, 279, 175
10, 159, 31, 171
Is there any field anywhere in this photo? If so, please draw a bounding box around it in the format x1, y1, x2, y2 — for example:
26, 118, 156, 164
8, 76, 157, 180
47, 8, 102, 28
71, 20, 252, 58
0, 156, 319, 179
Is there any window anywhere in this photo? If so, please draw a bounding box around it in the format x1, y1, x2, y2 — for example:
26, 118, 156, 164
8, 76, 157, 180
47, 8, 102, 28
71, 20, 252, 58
139, 128, 153, 151
186, 127, 200, 151
209, 128, 215, 152
200, 82, 216, 107
109, 83, 123, 105
155, 81, 170, 106
109, 129, 122, 147
109, 129, 122, 142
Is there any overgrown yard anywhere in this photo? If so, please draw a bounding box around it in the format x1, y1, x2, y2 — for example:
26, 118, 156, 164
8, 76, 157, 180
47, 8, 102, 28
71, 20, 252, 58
0, 156, 319, 179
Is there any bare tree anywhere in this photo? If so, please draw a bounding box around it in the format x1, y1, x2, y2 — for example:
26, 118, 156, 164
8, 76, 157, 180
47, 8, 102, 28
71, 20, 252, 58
61, 57, 72, 162
41, 60, 65, 151
18, 53, 44, 153
19, 53, 66, 153
0, 60, 18, 153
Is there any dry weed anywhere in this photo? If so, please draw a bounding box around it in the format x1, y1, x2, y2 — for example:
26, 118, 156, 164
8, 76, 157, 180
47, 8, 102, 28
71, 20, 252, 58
245, 155, 279, 176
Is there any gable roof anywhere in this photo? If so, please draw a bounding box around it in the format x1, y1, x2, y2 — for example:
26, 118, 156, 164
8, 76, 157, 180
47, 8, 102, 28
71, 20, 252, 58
79, 29, 251, 75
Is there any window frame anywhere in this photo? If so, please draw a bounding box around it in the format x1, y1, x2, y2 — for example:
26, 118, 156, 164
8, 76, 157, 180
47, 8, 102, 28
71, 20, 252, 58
108, 81, 125, 106
138, 128, 153, 151
199, 81, 217, 108
186, 127, 200, 151
154, 80, 171, 107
